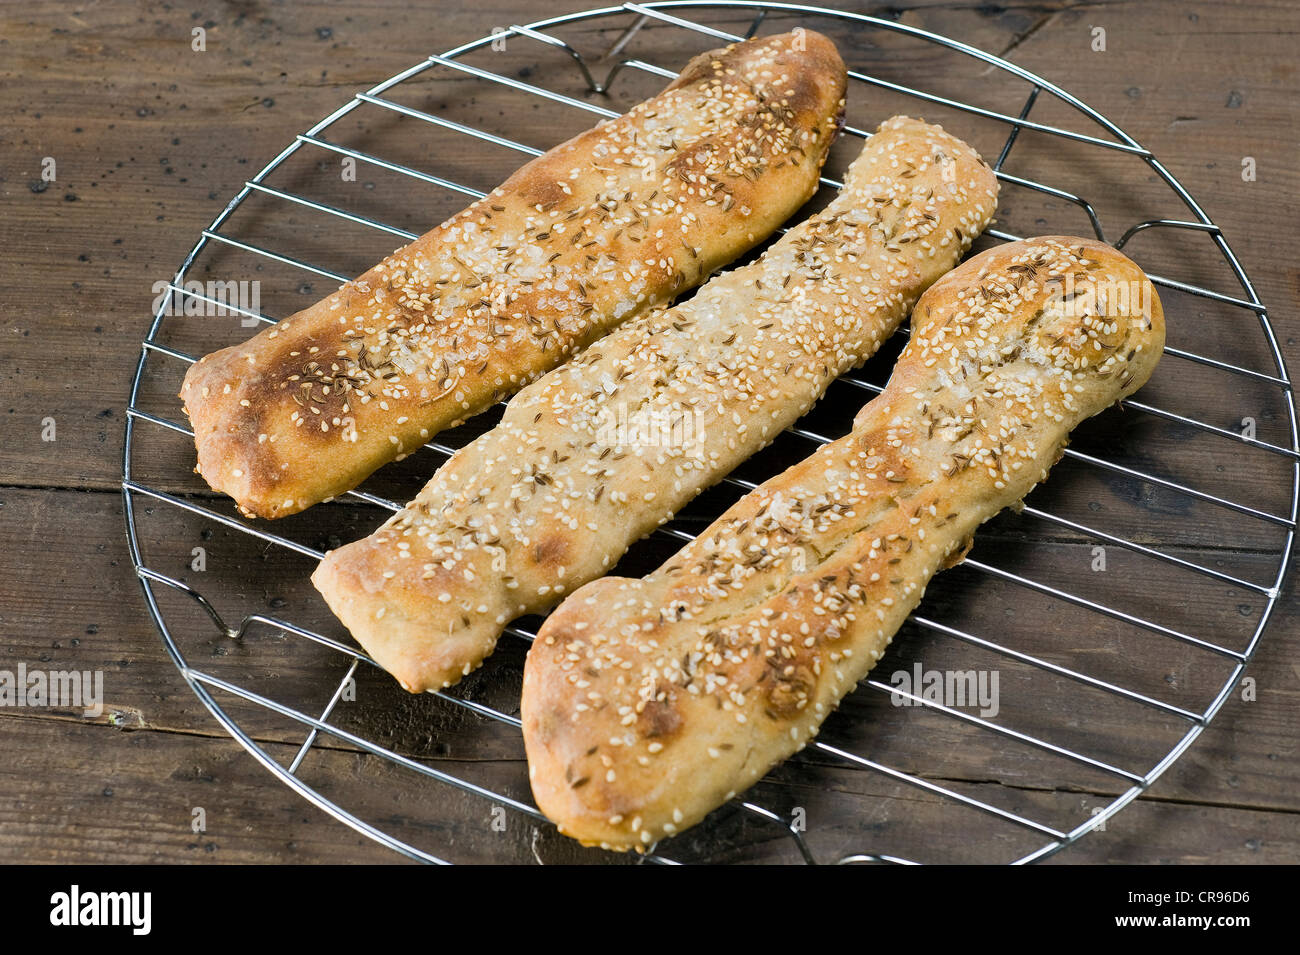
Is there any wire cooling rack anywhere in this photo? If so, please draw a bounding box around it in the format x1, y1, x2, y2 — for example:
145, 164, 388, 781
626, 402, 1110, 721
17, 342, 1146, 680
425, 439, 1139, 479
123, 2, 1297, 864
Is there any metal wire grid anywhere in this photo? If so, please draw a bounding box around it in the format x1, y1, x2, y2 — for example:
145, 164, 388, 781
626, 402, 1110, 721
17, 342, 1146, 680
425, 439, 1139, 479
121, 2, 1297, 864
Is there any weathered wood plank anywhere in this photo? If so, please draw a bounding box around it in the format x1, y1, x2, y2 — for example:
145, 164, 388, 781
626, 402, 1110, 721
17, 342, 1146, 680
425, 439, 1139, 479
2, 715, 1295, 864
3, 0, 1296, 489
2, 484, 1295, 843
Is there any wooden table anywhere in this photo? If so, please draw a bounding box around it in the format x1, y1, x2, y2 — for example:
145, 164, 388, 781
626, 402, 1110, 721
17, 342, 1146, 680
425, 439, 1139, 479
2, 0, 1296, 864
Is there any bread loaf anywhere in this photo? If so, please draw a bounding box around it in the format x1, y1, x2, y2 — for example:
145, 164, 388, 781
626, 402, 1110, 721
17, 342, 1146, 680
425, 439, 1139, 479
522, 236, 1165, 850
312, 116, 998, 693
180, 30, 847, 518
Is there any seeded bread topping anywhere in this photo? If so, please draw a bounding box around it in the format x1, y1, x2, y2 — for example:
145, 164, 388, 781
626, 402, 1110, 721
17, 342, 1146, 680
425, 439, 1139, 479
180, 30, 848, 518
522, 236, 1165, 851
312, 116, 998, 695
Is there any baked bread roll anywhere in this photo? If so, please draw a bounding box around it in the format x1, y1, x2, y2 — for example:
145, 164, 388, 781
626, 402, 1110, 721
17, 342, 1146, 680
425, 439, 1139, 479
312, 116, 999, 693
180, 30, 847, 519
522, 236, 1165, 850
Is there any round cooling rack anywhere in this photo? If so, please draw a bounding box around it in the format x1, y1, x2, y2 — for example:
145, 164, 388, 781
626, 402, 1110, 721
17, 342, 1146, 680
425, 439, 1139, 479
123, 2, 1298, 864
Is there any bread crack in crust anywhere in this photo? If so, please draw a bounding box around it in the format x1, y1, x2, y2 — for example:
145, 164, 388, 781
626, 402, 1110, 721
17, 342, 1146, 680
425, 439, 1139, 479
180, 30, 847, 519
312, 116, 998, 694
522, 236, 1165, 851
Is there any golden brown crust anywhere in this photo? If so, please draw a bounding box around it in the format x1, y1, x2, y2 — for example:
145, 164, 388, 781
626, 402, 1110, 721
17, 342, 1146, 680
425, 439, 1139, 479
522, 236, 1165, 850
180, 30, 848, 519
312, 116, 998, 695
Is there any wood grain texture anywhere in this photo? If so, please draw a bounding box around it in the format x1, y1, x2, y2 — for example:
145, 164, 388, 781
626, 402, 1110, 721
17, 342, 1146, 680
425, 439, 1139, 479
1, 0, 1297, 864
